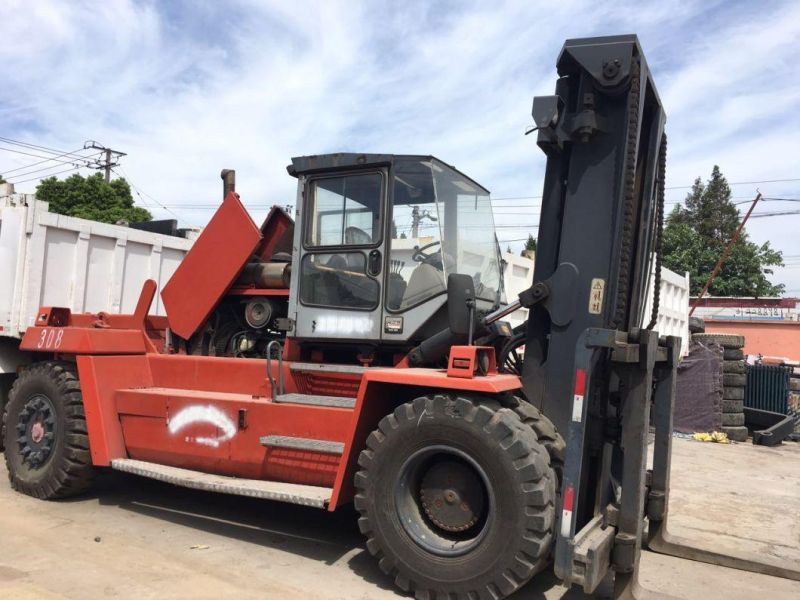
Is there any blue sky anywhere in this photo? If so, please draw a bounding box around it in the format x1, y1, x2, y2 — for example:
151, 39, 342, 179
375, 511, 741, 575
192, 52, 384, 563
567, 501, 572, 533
2, 0, 799, 292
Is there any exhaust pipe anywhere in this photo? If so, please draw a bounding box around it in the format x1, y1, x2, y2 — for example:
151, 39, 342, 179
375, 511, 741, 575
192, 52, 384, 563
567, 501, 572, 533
221, 169, 236, 199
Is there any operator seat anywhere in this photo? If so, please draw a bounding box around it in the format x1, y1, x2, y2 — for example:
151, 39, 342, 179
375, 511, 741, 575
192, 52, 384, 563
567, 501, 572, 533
400, 263, 445, 309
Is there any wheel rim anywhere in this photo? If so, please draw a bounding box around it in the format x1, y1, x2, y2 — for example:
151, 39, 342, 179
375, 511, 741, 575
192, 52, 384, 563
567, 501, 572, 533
15, 393, 57, 469
395, 445, 494, 557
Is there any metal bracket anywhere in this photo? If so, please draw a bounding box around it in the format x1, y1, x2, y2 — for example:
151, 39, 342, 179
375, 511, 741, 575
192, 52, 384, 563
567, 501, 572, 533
266, 340, 284, 398
518, 262, 578, 326
275, 317, 294, 332
571, 514, 614, 594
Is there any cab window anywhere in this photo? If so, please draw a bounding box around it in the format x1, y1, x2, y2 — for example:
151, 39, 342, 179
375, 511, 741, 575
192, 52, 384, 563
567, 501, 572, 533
306, 173, 382, 247
300, 252, 379, 309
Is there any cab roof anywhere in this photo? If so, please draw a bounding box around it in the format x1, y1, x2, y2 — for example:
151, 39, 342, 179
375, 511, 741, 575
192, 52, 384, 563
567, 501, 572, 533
287, 153, 489, 194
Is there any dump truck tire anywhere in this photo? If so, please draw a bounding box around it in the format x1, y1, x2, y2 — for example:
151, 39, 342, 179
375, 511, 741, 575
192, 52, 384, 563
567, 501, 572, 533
722, 400, 744, 413
722, 425, 748, 442
354, 394, 556, 600
722, 412, 745, 427
723, 387, 745, 401
688, 316, 705, 334
723, 360, 746, 374
723, 373, 747, 387
2, 362, 94, 499
723, 348, 745, 360
692, 333, 745, 349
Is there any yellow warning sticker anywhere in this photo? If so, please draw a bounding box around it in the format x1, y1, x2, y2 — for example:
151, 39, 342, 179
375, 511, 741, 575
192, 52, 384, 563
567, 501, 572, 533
589, 278, 605, 315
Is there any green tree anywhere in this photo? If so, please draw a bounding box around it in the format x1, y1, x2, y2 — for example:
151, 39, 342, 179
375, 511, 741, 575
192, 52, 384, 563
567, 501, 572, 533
0, 174, 6, 183
521, 234, 537, 256
35, 173, 151, 224
662, 166, 784, 297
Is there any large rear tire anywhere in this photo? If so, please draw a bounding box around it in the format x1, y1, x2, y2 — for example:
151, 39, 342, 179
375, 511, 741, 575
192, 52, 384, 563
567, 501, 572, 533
2, 362, 94, 499
355, 393, 556, 599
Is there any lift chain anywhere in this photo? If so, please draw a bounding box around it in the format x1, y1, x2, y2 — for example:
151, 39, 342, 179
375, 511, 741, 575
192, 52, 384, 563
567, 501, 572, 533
611, 58, 641, 330
646, 133, 667, 330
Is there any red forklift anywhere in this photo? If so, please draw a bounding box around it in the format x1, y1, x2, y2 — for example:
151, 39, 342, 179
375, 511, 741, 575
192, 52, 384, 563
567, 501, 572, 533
3, 35, 798, 598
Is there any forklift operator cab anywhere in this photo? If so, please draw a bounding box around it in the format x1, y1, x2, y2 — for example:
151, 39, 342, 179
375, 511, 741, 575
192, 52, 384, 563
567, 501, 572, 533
286, 154, 503, 345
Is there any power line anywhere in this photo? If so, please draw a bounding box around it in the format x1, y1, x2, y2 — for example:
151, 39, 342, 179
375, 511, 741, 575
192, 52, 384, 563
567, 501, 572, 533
0, 136, 95, 162
5, 152, 103, 181
110, 167, 157, 214
163, 197, 799, 212
10, 165, 84, 184
666, 177, 800, 190
749, 210, 800, 219
492, 195, 542, 201
496, 237, 533, 243
1, 147, 94, 176
114, 166, 193, 228
0, 145, 85, 167
487, 178, 800, 203
0, 137, 127, 185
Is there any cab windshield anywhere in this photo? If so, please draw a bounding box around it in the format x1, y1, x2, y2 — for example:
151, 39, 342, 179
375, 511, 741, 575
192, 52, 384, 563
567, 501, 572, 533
388, 159, 501, 311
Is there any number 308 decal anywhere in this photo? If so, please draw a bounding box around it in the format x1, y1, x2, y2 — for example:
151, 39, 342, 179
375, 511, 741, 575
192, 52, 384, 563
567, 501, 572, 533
37, 328, 64, 349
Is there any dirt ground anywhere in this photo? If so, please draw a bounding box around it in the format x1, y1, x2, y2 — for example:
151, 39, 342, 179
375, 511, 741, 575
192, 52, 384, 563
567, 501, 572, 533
1, 437, 798, 599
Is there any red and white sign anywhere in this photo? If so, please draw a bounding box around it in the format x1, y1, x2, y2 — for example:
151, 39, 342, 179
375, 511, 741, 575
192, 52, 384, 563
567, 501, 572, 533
572, 368, 586, 422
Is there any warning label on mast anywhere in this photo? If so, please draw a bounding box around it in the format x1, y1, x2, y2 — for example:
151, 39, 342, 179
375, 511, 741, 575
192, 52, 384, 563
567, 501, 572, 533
588, 278, 605, 315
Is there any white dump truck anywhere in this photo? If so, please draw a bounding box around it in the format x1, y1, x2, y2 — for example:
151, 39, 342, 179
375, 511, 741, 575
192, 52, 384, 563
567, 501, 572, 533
0, 183, 194, 424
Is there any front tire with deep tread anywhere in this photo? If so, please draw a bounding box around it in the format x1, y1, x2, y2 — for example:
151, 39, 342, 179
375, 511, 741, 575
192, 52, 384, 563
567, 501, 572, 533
504, 395, 565, 485
2, 362, 94, 499
354, 394, 556, 599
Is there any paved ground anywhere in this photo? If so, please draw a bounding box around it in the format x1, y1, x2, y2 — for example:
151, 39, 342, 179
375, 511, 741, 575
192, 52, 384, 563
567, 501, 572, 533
0, 438, 798, 599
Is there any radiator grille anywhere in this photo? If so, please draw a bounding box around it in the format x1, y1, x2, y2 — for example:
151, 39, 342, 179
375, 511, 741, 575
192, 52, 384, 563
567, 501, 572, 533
745, 364, 791, 414
293, 372, 361, 397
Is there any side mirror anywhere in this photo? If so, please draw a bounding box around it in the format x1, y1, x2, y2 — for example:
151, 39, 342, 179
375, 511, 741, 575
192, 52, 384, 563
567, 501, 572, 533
447, 274, 476, 337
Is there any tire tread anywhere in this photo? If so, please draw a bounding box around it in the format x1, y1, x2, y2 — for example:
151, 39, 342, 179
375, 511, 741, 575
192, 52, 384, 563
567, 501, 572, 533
2, 361, 94, 499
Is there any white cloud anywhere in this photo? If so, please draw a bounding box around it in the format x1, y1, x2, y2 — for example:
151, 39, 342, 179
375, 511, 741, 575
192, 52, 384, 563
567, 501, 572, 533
1, 0, 799, 291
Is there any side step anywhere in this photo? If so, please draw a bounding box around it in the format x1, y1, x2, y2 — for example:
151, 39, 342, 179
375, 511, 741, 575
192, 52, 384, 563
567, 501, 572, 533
111, 459, 332, 508
289, 362, 370, 375
273, 392, 356, 409
260, 435, 344, 454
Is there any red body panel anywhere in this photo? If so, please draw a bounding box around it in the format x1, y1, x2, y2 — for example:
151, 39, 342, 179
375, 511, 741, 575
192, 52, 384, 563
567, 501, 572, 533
77, 355, 154, 465
21, 326, 148, 354
73, 349, 521, 508
119, 387, 349, 487
21, 281, 164, 355
256, 205, 294, 261
161, 192, 263, 339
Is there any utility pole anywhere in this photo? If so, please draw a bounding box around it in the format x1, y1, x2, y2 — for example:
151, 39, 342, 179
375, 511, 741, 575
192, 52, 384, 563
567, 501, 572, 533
84, 141, 127, 182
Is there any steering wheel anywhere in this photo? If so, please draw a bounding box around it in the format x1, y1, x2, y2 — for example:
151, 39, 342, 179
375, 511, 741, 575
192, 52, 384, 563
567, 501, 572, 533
412, 240, 441, 263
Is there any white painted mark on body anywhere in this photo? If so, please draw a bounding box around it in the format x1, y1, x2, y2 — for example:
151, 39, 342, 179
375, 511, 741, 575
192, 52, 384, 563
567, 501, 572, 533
314, 315, 374, 335
168, 405, 237, 448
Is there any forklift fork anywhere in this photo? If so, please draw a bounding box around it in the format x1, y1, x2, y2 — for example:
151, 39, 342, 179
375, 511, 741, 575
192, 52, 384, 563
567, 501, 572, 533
558, 331, 799, 600
646, 342, 800, 583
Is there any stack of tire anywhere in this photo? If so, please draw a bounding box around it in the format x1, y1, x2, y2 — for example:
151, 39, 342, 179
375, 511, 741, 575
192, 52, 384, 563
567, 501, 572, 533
790, 372, 800, 440
692, 332, 748, 442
